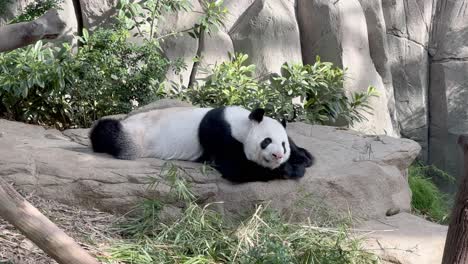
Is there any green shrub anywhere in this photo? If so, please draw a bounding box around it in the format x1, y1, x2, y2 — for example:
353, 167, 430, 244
0, 27, 172, 129
408, 164, 453, 224
272, 57, 377, 124
0, 41, 71, 128
0, 0, 226, 129
1, 0, 374, 130
68, 27, 173, 127
105, 163, 379, 264
175, 53, 378, 125
179, 53, 261, 109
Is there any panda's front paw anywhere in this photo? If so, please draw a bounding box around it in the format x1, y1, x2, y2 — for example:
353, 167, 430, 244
281, 163, 307, 180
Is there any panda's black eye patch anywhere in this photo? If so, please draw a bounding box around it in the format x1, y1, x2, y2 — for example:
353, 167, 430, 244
260, 137, 272, 149
282, 141, 286, 153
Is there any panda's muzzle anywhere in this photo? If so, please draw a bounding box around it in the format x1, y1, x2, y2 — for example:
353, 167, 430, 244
263, 153, 284, 165
272, 153, 284, 160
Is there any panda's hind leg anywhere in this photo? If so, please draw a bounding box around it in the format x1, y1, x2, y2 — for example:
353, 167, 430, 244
89, 119, 139, 160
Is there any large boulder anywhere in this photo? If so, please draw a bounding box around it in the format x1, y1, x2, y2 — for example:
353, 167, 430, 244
359, 0, 398, 134
297, 0, 398, 137
297, 0, 342, 67
157, 1, 204, 89
382, 0, 433, 161
229, 0, 302, 77
337, 0, 397, 137
0, 105, 419, 221
4, 0, 468, 184
77, 0, 117, 30
195, 30, 234, 81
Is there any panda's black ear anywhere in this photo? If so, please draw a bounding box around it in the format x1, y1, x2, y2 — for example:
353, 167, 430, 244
249, 108, 265, 123
281, 118, 287, 128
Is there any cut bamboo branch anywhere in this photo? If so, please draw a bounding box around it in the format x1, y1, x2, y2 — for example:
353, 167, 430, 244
0, 177, 100, 264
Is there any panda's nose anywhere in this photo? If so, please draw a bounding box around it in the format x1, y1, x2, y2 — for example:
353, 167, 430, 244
272, 153, 283, 160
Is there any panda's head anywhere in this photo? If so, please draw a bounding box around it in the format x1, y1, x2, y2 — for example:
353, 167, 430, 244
244, 108, 291, 169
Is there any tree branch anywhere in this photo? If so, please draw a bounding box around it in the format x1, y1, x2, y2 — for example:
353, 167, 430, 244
0, 177, 100, 264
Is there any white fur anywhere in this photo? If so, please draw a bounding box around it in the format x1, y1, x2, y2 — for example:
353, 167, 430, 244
121, 107, 211, 161
224, 106, 291, 169
119, 105, 290, 168
223, 106, 253, 141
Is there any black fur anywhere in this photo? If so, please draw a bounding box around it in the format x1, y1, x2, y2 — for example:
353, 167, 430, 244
281, 118, 287, 128
278, 137, 314, 179
260, 138, 272, 149
89, 119, 128, 158
248, 108, 265, 123
197, 107, 238, 163
198, 107, 314, 183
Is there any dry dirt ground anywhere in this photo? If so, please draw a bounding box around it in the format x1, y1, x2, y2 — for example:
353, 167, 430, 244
0, 189, 122, 264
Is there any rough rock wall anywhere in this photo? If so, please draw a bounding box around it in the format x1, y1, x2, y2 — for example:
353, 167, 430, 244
2, 0, 468, 181
429, 0, 468, 187
297, 0, 397, 137
382, 0, 433, 161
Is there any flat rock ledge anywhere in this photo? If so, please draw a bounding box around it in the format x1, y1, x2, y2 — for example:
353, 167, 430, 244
1, 116, 419, 222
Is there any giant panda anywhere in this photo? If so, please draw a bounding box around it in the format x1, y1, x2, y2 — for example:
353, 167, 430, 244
89, 105, 314, 182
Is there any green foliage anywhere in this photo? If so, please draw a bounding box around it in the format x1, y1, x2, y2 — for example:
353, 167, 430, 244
175, 53, 378, 125
0, 27, 172, 129
1, 0, 374, 131
272, 57, 378, 124
117, 0, 226, 41
179, 53, 260, 109
0, 0, 228, 129
9, 0, 63, 23
68, 27, 172, 126
116, 163, 196, 238
0, 41, 70, 127
105, 163, 379, 264
408, 163, 454, 224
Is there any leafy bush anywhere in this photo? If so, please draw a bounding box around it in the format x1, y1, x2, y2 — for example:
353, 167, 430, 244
0, 27, 172, 129
68, 27, 173, 126
176, 53, 378, 125
0, 0, 225, 129
0, 41, 71, 127
9, 0, 63, 23
408, 163, 454, 224
179, 53, 261, 109
105, 163, 379, 264
272, 59, 377, 124
1, 0, 375, 130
